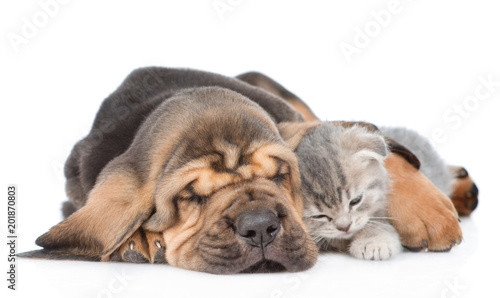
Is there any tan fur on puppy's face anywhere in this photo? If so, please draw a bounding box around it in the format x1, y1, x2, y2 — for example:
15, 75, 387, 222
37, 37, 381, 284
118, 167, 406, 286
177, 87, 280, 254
25, 87, 317, 274
386, 154, 462, 252
145, 142, 316, 273
166, 179, 313, 273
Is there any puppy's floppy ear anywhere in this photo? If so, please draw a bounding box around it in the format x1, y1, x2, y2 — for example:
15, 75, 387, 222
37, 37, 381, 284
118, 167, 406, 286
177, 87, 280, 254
17, 249, 102, 261
277, 121, 321, 150
236, 71, 319, 121
142, 160, 203, 232
384, 137, 421, 170
19, 170, 155, 261
141, 177, 183, 233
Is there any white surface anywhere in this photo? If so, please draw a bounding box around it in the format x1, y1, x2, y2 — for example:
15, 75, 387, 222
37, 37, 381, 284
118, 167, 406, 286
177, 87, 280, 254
1, 1, 499, 297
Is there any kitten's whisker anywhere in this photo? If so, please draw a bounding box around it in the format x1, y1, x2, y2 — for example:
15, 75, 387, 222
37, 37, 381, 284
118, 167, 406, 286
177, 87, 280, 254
367, 220, 393, 226
366, 220, 394, 231
312, 234, 322, 241
312, 234, 326, 247
370, 216, 398, 220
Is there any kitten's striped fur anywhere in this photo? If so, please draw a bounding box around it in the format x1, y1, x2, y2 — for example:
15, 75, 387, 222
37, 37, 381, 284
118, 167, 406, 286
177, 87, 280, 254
295, 124, 402, 260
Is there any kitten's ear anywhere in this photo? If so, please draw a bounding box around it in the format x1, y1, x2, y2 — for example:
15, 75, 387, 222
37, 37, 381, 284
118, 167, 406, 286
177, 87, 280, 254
277, 122, 322, 150
360, 134, 388, 158
346, 127, 388, 162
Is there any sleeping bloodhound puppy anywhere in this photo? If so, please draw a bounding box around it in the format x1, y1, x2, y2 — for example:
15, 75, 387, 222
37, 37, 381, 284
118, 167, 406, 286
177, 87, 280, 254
21, 67, 474, 272
20, 68, 319, 274
237, 71, 477, 252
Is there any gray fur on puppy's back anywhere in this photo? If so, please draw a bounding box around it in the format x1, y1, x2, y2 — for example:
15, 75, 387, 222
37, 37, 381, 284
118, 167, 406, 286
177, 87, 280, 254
380, 126, 452, 195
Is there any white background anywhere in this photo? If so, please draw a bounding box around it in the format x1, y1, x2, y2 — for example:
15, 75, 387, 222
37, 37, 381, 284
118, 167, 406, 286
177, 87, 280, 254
1, 1, 499, 297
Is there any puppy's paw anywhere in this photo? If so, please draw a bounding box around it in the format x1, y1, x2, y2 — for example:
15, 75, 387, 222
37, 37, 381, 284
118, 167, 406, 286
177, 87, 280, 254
449, 165, 479, 216
386, 154, 463, 253
389, 187, 462, 252
144, 230, 167, 264
110, 229, 166, 264
349, 234, 401, 261
110, 228, 150, 263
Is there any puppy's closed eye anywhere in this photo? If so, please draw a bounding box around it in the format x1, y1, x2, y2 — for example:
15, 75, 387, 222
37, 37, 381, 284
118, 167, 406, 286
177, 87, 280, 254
187, 194, 208, 204
271, 158, 290, 184
272, 172, 290, 184
178, 185, 208, 205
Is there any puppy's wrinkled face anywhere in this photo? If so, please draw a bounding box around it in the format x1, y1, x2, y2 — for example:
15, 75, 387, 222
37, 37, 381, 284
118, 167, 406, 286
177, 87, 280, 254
145, 142, 318, 274
21, 87, 318, 274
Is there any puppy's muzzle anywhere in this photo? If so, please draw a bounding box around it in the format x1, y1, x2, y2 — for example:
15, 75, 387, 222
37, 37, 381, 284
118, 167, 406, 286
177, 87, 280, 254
236, 208, 280, 247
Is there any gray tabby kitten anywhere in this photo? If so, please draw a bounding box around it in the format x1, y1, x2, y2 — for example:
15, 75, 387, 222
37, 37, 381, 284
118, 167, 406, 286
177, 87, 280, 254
295, 124, 401, 260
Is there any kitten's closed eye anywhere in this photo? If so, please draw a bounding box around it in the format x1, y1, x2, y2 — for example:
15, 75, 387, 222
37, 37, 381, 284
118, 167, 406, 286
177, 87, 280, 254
309, 214, 332, 221
350, 194, 363, 206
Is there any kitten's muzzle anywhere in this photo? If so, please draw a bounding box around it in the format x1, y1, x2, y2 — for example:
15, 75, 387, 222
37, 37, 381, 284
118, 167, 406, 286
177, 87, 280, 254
236, 209, 281, 247
336, 223, 352, 233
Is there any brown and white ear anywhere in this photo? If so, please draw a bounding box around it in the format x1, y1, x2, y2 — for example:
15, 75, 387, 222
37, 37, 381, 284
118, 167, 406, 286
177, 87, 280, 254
277, 121, 321, 150
20, 171, 155, 261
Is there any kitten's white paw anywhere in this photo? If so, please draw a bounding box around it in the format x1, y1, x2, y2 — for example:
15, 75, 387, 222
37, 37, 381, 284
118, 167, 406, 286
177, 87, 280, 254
349, 234, 402, 261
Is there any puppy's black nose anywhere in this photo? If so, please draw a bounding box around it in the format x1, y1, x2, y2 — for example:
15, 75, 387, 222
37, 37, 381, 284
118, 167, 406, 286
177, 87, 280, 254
236, 209, 280, 247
